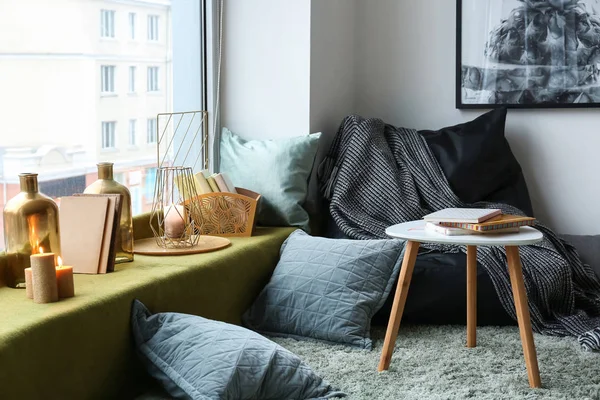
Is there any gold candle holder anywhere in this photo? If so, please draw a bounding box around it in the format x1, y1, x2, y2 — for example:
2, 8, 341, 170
84, 162, 134, 264
2, 173, 61, 288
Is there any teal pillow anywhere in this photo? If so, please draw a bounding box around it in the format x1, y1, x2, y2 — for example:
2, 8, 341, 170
219, 128, 321, 231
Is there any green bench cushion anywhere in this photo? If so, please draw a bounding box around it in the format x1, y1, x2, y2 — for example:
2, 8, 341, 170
0, 227, 295, 400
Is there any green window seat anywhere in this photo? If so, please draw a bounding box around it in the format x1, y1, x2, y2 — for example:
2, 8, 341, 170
0, 221, 295, 399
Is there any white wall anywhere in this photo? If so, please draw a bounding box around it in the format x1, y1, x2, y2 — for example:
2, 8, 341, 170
309, 0, 357, 138
354, 0, 600, 234
221, 0, 311, 139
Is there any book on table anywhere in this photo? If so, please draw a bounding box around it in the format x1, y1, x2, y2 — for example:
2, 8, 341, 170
425, 222, 520, 236
423, 208, 502, 223
438, 214, 535, 232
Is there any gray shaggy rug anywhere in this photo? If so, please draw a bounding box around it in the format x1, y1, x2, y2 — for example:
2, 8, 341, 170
272, 325, 600, 400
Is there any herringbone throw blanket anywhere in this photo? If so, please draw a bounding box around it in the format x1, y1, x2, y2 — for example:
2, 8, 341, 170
318, 115, 600, 351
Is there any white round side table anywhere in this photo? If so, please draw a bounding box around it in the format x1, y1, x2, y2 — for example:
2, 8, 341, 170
378, 220, 544, 388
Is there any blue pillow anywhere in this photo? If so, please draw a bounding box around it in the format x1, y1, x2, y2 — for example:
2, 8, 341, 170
219, 128, 321, 231
131, 300, 345, 400
243, 230, 404, 349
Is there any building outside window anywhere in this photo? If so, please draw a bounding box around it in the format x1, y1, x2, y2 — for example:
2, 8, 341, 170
129, 66, 136, 93
102, 122, 116, 149
147, 67, 159, 92
148, 15, 159, 41
130, 186, 143, 215
101, 66, 115, 93
129, 12, 136, 39
100, 10, 115, 38
0, 1, 203, 248
129, 120, 137, 146
147, 118, 157, 144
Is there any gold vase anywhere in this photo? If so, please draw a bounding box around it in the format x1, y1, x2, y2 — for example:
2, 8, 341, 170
3, 173, 61, 288
84, 163, 134, 263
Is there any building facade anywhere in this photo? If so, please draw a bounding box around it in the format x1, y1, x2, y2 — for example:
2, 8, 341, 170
0, 0, 172, 246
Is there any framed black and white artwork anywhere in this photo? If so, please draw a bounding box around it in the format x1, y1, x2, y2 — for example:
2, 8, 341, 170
457, 0, 600, 108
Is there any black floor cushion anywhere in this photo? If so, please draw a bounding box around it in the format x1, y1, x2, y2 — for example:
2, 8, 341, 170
372, 251, 515, 327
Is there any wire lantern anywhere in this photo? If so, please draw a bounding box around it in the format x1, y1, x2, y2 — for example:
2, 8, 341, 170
149, 111, 209, 248
150, 166, 202, 248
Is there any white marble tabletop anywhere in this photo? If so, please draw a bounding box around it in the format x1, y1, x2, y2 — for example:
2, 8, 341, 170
385, 220, 543, 246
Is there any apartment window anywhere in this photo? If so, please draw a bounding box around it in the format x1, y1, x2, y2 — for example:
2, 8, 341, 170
100, 10, 115, 38
129, 66, 136, 93
148, 15, 159, 41
101, 122, 116, 149
147, 67, 159, 92
144, 167, 157, 201
129, 120, 137, 146
0, 2, 202, 249
129, 13, 136, 39
130, 186, 142, 215
101, 66, 115, 93
147, 118, 157, 144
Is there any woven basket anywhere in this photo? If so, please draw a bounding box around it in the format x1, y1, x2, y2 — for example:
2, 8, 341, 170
186, 188, 260, 237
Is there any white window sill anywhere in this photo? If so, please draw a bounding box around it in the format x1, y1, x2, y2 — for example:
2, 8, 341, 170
146, 91, 162, 96
127, 145, 139, 150
127, 92, 137, 97
100, 36, 117, 41
100, 148, 119, 153
100, 93, 118, 98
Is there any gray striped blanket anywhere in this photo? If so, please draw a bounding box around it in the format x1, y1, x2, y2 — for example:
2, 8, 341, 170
318, 115, 600, 351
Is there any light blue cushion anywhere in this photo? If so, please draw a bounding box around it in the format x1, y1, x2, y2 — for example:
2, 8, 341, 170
131, 300, 345, 400
243, 230, 404, 349
219, 128, 321, 231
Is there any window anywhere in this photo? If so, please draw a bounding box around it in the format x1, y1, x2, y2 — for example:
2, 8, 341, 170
101, 66, 115, 93
148, 15, 159, 41
144, 167, 157, 201
147, 118, 157, 144
129, 119, 137, 146
147, 67, 159, 92
101, 122, 116, 149
100, 10, 115, 38
0, 1, 204, 249
130, 186, 142, 215
129, 13, 136, 39
129, 66, 136, 93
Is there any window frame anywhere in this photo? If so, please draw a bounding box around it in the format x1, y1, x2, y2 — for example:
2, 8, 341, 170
147, 66, 159, 92
101, 121, 116, 149
128, 119, 137, 146
129, 12, 136, 40
146, 118, 157, 144
100, 9, 115, 38
128, 66, 136, 93
101, 65, 115, 94
148, 15, 159, 41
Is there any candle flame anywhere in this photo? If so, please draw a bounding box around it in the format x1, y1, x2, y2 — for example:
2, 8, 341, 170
39, 246, 44, 254
57, 256, 63, 267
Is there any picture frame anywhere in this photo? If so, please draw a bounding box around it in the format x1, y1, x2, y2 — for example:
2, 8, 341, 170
456, 0, 600, 109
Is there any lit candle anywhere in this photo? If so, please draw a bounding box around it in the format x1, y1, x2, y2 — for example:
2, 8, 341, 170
55, 256, 74, 299
164, 204, 186, 238
30, 247, 58, 304
24, 268, 33, 299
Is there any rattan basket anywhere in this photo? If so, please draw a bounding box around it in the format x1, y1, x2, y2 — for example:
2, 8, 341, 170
186, 188, 261, 237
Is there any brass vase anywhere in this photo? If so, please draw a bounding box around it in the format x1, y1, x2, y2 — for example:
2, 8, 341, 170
84, 163, 134, 263
3, 173, 61, 288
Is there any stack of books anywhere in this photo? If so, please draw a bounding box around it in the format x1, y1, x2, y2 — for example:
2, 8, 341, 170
423, 208, 535, 236
59, 194, 122, 274
181, 170, 238, 196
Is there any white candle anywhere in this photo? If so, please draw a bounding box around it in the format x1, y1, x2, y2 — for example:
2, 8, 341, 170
164, 204, 186, 238
56, 257, 74, 298
25, 268, 33, 299
30, 252, 58, 304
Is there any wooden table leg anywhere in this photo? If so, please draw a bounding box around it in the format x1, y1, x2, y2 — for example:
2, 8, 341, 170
506, 246, 542, 388
466, 245, 477, 348
378, 240, 420, 372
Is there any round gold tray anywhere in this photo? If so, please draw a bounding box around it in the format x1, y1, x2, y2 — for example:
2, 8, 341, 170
134, 235, 231, 255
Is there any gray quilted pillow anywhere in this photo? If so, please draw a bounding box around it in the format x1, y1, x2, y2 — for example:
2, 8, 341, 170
243, 230, 404, 349
131, 300, 345, 400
